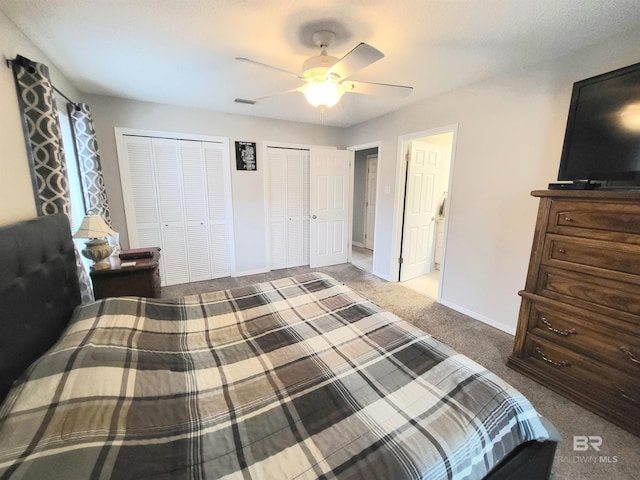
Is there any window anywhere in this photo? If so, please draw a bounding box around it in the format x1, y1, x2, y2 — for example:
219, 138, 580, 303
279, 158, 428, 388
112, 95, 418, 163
57, 102, 94, 277
57, 105, 85, 231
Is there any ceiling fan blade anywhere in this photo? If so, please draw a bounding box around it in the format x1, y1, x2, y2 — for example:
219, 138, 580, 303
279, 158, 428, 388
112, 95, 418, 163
342, 80, 413, 97
235, 87, 301, 104
236, 57, 302, 79
327, 43, 384, 80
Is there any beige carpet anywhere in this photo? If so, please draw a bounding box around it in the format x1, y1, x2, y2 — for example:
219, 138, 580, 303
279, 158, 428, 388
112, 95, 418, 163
162, 263, 640, 480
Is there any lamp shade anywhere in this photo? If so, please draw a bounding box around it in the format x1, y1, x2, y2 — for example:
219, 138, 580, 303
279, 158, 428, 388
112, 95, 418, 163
74, 215, 116, 239
302, 80, 345, 107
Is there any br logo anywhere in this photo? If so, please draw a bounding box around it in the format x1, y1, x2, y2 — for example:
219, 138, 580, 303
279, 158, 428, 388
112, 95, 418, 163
573, 436, 602, 452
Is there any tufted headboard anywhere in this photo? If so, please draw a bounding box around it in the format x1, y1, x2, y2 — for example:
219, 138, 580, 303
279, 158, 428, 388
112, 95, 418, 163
0, 213, 81, 403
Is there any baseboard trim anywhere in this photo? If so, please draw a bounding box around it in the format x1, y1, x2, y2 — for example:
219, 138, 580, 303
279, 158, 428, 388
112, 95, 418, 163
352, 241, 365, 248
232, 267, 270, 277
373, 269, 394, 281
439, 299, 516, 335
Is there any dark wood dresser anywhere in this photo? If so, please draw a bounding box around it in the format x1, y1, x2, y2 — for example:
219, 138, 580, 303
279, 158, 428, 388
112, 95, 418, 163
507, 190, 640, 436
91, 247, 161, 300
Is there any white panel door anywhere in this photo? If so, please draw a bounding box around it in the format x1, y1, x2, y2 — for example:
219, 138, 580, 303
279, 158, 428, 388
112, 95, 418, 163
179, 140, 212, 282
400, 142, 439, 282
203, 142, 232, 278
310, 148, 351, 268
364, 155, 377, 250
153, 138, 190, 286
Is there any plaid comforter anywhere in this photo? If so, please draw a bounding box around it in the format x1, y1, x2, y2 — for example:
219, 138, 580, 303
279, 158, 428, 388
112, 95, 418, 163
0, 273, 550, 479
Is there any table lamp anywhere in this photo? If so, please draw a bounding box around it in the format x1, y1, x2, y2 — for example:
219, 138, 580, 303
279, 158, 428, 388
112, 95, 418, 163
74, 214, 117, 269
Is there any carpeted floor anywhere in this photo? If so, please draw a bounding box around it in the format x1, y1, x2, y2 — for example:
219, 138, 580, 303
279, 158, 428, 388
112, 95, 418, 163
162, 263, 640, 480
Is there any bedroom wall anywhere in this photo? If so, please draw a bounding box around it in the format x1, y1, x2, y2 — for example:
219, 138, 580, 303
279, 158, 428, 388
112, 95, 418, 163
3, 8, 640, 336
82, 94, 344, 275
344, 27, 640, 334
0, 11, 82, 225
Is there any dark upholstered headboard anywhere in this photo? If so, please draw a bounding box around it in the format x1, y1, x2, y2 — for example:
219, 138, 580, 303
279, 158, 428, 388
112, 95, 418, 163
0, 213, 81, 403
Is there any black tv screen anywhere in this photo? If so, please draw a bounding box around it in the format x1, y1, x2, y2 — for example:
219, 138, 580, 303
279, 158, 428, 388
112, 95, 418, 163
558, 61, 640, 186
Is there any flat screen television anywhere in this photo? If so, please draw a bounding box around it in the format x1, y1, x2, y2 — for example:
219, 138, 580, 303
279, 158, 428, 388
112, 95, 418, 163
555, 61, 640, 189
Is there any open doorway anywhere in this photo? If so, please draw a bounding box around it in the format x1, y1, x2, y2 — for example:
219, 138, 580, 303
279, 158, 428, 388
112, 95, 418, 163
350, 145, 379, 273
398, 126, 456, 300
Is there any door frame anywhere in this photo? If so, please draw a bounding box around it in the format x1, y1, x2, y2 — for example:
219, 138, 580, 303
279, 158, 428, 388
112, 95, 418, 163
394, 125, 458, 300
347, 141, 382, 274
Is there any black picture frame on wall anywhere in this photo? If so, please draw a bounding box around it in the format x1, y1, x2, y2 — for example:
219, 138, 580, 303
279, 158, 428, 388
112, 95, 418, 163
235, 141, 257, 171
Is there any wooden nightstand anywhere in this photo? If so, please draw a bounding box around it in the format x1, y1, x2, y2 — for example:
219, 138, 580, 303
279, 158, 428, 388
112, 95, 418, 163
90, 248, 161, 300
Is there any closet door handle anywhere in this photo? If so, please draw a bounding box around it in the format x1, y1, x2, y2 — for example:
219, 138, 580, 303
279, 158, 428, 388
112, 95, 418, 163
312, 215, 317, 219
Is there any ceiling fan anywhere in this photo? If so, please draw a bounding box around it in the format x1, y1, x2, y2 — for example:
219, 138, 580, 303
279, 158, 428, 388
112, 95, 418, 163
235, 30, 413, 109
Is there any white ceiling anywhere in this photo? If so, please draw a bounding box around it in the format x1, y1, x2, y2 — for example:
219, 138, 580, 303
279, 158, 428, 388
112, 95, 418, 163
3, 0, 640, 127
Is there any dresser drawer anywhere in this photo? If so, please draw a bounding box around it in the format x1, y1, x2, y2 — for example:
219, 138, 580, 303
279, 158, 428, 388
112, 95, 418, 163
537, 267, 640, 319
542, 235, 640, 283
548, 199, 640, 244
522, 336, 640, 434
528, 302, 640, 376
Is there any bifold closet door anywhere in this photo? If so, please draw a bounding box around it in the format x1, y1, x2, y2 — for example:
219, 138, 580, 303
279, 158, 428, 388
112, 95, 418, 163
287, 152, 310, 266
178, 140, 213, 282
119, 136, 163, 250
268, 148, 309, 269
203, 142, 231, 278
152, 138, 190, 286
119, 134, 233, 286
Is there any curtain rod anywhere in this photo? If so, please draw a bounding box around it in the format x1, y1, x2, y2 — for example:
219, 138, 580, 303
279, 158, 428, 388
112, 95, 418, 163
6, 56, 81, 109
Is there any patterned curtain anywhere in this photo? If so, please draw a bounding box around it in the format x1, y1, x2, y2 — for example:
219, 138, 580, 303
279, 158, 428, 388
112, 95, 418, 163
11, 55, 94, 304
68, 103, 113, 226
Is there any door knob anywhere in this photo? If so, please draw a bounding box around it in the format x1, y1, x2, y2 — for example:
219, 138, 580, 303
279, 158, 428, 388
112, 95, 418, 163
312, 215, 317, 219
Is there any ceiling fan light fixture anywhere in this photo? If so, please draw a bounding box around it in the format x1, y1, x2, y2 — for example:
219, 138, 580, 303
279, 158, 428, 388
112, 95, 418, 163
302, 80, 345, 108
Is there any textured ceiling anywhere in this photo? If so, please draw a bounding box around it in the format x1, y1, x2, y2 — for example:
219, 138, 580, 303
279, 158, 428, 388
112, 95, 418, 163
2, 0, 640, 127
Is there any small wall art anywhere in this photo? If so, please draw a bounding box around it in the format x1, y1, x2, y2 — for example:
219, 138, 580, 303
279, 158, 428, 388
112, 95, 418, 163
235, 141, 257, 171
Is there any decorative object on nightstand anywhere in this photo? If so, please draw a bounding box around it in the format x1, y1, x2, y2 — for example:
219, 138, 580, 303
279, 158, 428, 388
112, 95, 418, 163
74, 214, 117, 270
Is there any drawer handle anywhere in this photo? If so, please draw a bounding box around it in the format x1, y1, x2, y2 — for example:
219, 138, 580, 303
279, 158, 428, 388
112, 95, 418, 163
564, 216, 573, 222
535, 347, 571, 367
557, 248, 566, 254
620, 346, 640, 365
616, 386, 640, 406
541, 317, 577, 336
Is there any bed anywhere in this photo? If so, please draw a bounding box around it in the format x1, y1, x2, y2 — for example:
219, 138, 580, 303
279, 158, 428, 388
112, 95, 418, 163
0, 214, 558, 479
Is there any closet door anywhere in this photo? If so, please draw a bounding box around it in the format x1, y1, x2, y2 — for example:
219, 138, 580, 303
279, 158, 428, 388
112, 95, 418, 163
286, 151, 310, 266
152, 138, 190, 286
203, 142, 231, 278
179, 141, 212, 282
119, 136, 162, 252
268, 147, 310, 269
118, 129, 234, 285
268, 149, 287, 269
